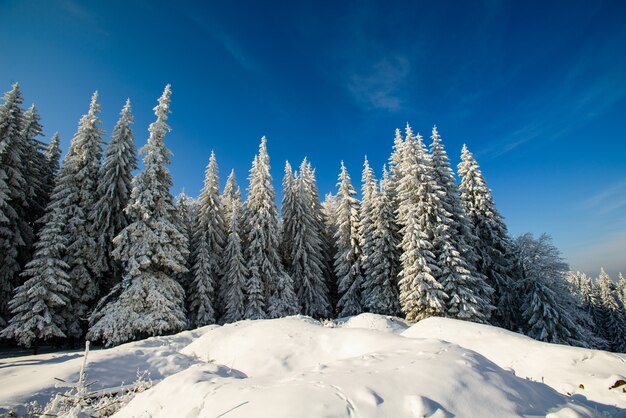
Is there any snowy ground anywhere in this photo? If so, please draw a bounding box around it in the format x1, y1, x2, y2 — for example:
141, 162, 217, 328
1, 314, 625, 417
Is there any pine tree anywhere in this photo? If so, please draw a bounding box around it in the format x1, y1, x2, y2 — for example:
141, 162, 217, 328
396, 127, 446, 321
0, 84, 28, 325
458, 144, 516, 329
282, 160, 330, 318
188, 152, 225, 327
57, 92, 105, 338
220, 189, 247, 324
429, 127, 492, 323
92, 100, 137, 292
361, 168, 401, 316
244, 137, 297, 318
334, 162, 364, 317
88, 85, 188, 346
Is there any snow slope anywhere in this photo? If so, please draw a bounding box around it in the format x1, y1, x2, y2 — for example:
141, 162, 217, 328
1, 315, 624, 417
0, 326, 217, 412
403, 317, 626, 410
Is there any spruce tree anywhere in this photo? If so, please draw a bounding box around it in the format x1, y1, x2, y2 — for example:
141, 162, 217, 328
220, 188, 247, 324
92, 100, 137, 292
429, 127, 492, 323
0, 84, 28, 325
361, 168, 401, 316
88, 85, 188, 346
175, 192, 196, 296
0, 214, 72, 353
244, 137, 297, 318
21, 105, 49, 235
321, 193, 340, 313
593, 269, 626, 352
282, 160, 330, 318
301, 160, 336, 316
280, 161, 297, 269
396, 128, 446, 321
458, 144, 516, 329
43, 133, 61, 206
334, 162, 364, 317
221, 169, 241, 232
566, 271, 607, 349
359, 157, 377, 280
57, 92, 105, 338
218, 170, 241, 313
188, 152, 225, 327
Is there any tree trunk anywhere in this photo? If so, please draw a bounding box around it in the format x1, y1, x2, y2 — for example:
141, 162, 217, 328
33, 337, 39, 355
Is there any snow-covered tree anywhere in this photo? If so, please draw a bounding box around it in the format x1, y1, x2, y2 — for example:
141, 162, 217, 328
43, 132, 61, 206
334, 162, 364, 317
88, 85, 188, 346
56, 92, 105, 338
321, 193, 339, 312
92, 100, 137, 292
566, 271, 608, 349
386, 128, 405, 205
217, 170, 241, 314
361, 168, 401, 316
221, 169, 241, 233
396, 127, 446, 321
21, 105, 49, 234
244, 137, 297, 318
359, 157, 376, 272
429, 127, 492, 323
593, 269, 626, 352
188, 152, 225, 327
514, 233, 593, 346
280, 161, 297, 268
0, 84, 28, 325
0, 213, 72, 353
458, 144, 516, 329
281, 160, 330, 318
220, 188, 247, 324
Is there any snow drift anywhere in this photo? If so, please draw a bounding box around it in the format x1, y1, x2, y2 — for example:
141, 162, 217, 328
1, 314, 624, 417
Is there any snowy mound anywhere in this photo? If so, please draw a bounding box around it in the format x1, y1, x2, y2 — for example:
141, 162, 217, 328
122, 316, 594, 417
3, 315, 624, 417
336, 312, 410, 334
404, 317, 626, 409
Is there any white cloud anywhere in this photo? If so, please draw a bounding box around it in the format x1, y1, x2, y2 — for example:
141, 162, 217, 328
347, 56, 410, 112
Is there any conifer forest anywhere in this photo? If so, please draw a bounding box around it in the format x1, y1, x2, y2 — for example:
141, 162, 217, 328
1, 83, 625, 354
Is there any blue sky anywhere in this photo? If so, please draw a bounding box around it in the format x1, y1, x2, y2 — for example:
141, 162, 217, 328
1, 0, 625, 276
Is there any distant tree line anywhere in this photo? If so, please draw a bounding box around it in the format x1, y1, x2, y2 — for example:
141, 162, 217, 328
0, 83, 624, 353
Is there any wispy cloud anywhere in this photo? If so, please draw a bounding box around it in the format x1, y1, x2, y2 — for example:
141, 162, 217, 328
58, 0, 109, 36
214, 32, 257, 73
477, 25, 626, 159
347, 56, 410, 112
178, 9, 258, 73
583, 179, 626, 215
